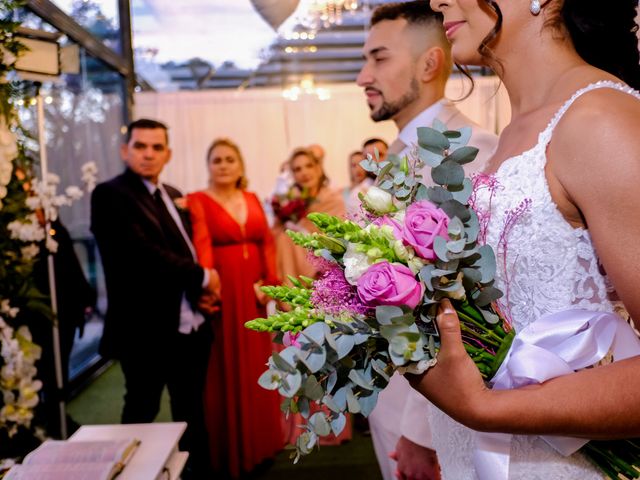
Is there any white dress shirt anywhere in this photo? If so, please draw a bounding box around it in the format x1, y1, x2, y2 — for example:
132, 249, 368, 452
143, 180, 206, 334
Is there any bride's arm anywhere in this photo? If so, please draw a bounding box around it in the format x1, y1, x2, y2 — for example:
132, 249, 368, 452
409, 89, 640, 437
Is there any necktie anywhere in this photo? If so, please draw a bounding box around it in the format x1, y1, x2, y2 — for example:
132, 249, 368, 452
152, 188, 191, 257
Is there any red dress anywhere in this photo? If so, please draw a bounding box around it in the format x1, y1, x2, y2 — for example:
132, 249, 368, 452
188, 190, 284, 478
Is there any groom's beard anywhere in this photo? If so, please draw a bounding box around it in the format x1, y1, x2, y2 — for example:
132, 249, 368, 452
370, 78, 420, 122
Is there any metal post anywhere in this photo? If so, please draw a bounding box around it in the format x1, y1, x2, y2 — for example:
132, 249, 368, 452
35, 82, 67, 440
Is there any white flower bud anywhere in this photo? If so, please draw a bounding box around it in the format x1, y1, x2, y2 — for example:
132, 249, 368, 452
362, 186, 394, 214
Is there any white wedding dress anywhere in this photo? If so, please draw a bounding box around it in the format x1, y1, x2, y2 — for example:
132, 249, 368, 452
429, 81, 640, 479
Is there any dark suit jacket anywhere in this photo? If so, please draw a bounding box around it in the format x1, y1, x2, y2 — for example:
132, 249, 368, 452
90, 168, 205, 358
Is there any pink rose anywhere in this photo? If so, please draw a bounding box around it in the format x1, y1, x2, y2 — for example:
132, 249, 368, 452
372, 215, 403, 239
402, 201, 449, 261
356, 261, 424, 309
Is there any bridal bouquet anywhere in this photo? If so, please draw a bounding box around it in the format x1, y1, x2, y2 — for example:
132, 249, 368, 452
271, 186, 312, 225
246, 123, 640, 479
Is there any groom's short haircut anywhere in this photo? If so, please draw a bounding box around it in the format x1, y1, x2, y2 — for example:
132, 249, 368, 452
370, 0, 443, 28
125, 118, 169, 144
370, 1, 452, 75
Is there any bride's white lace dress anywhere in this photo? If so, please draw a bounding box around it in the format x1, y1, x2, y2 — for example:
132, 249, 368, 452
429, 81, 640, 479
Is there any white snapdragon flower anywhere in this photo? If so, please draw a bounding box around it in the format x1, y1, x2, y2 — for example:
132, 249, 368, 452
65, 185, 83, 200
8, 214, 46, 242
362, 186, 395, 214
343, 243, 373, 285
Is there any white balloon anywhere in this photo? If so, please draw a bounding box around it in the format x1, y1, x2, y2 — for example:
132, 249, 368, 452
250, 0, 300, 31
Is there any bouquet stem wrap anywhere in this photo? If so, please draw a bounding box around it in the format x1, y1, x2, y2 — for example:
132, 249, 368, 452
474, 309, 640, 480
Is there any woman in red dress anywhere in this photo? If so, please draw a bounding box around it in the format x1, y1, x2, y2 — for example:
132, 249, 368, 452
188, 138, 283, 478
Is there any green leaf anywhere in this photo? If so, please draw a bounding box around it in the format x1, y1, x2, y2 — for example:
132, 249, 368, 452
326, 370, 338, 393
258, 369, 281, 390
418, 146, 444, 168
297, 347, 327, 374
440, 200, 471, 222
393, 171, 406, 185
330, 413, 347, 436
346, 387, 361, 413
304, 375, 324, 401
432, 118, 447, 132
431, 160, 465, 186
417, 126, 450, 151
358, 392, 379, 417
310, 412, 332, 437
378, 161, 393, 179
476, 245, 497, 283
446, 238, 466, 254
450, 178, 473, 205
333, 386, 348, 410
415, 184, 429, 201
272, 349, 298, 373
375, 305, 404, 325
335, 334, 355, 359
360, 158, 377, 172
433, 236, 450, 262
278, 371, 302, 397
461, 267, 482, 284
473, 286, 503, 306
448, 126, 472, 149
323, 395, 340, 414
427, 186, 453, 204
445, 146, 479, 165
302, 322, 329, 346
348, 369, 374, 391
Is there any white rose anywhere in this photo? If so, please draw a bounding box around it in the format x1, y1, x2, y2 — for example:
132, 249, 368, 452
362, 186, 395, 214
343, 243, 373, 285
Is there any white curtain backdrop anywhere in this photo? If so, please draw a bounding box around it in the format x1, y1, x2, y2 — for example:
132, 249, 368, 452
134, 76, 510, 200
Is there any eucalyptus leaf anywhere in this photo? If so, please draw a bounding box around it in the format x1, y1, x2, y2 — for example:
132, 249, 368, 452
380, 179, 393, 190
330, 413, 347, 436
448, 216, 464, 237
415, 184, 429, 201
481, 308, 501, 324
450, 178, 473, 204
258, 369, 281, 390
376, 305, 404, 325
358, 392, 379, 417
417, 126, 450, 151
393, 171, 406, 185
304, 375, 324, 401
348, 369, 374, 391
323, 394, 340, 414
473, 286, 503, 306
427, 186, 453, 204
310, 412, 332, 437
278, 371, 302, 397
333, 386, 348, 410
346, 387, 361, 413
433, 236, 450, 262
297, 347, 327, 374
442, 129, 462, 138
335, 334, 356, 359
378, 161, 393, 179
448, 126, 472, 149
461, 267, 482, 283
465, 209, 480, 243
432, 118, 447, 132
302, 322, 330, 346
445, 146, 479, 165
446, 238, 466, 254
298, 396, 310, 418
326, 369, 338, 394
432, 160, 465, 186
418, 146, 444, 168
440, 200, 471, 222
476, 245, 497, 283
324, 330, 338, 352
272, 349, 298, 373
360, 158, 378, 172
370, 358, 390, 383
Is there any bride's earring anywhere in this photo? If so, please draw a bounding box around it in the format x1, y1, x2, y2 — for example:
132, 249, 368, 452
530, 0, 541, 15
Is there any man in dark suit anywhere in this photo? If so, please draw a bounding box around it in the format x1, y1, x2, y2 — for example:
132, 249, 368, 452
90, 118, 220, 478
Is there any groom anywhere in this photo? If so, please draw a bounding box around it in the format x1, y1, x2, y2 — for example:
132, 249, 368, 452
356, 2, 498, 479
90, 118, 220, 479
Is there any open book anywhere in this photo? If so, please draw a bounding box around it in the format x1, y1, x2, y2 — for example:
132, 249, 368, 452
4, 438, 140, 480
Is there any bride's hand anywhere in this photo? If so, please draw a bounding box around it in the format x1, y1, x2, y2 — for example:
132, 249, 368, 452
405, 299, 493, 430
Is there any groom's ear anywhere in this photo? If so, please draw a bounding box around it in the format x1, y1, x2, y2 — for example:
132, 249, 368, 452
419, 46, 446, 83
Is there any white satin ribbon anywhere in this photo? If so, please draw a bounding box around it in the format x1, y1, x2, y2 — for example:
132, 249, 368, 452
473, 309, 640, 480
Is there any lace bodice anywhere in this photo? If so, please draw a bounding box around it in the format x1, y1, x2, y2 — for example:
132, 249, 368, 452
430, 81, 640, 479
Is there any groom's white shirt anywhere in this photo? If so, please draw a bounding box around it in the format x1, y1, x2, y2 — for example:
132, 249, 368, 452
368, 100, 498, 480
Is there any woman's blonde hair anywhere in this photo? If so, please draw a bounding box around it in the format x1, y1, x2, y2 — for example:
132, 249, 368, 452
288, 147, 329, 190
206, 137, 248, 189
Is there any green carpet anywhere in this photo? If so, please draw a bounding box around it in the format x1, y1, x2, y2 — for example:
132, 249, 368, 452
68, 362, 382, 479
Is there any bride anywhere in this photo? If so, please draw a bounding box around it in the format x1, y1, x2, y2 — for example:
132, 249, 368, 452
409, 0, 640, 478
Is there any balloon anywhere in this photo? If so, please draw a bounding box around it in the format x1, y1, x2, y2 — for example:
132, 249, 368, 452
250, 0, 300, 31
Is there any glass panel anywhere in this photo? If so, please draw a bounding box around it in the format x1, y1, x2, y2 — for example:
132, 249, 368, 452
17, 48, 127, 383
50, 0, 121, 53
